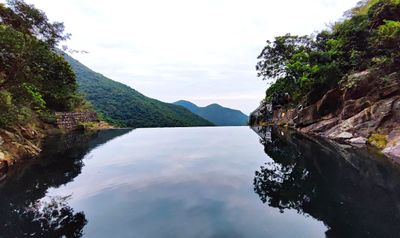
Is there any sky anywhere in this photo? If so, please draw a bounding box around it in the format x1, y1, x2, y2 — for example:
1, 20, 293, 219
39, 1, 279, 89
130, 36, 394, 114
21, 0, 360, 114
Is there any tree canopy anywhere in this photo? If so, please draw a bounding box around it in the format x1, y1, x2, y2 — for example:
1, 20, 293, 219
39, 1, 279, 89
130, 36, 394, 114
257, 0, 400, 105
0, 0, 86, 127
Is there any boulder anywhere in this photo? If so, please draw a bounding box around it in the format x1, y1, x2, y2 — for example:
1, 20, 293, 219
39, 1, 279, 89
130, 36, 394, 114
341, 97, 372, 120
317, 88, 343, 117
349, 137, 367, 144
343, 71, 372, 100
335, 132, 353, 140
383, 143, 400, 160
294, 104, 320, 127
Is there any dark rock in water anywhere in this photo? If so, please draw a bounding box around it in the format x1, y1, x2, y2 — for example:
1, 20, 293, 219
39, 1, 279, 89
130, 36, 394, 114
0, 159, 8, 177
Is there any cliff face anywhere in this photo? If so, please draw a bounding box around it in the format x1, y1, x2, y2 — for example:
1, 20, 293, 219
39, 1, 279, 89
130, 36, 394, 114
253, 71, 400, 160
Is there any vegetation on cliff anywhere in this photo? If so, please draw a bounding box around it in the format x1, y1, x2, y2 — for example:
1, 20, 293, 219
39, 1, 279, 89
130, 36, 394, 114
256, 0, 400, 105
0, 0, 89, 128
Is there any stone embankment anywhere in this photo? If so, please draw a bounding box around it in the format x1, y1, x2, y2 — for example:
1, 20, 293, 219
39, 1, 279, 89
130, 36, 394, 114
253, 71, 400, 160
55, 112, 98, 129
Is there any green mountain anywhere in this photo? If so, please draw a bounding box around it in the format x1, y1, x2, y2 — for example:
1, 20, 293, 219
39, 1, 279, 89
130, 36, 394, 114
62, 54, 213, 128
174, 100, 248, 126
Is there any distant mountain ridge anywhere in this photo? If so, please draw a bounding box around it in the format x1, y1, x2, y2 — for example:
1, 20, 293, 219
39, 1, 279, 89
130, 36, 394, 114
62, 53, 213, 128
174, 100, 248, 126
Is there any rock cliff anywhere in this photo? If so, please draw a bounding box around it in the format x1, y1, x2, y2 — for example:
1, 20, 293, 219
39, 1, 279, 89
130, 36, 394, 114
253, 71, 400, 160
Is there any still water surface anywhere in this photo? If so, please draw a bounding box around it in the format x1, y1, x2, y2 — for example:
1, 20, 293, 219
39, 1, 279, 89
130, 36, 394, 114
1, 127, 400, 237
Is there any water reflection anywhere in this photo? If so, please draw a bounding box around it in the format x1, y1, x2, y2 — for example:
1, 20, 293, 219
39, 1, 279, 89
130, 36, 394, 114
0, 129, 131, 237
252, 126, 400, 238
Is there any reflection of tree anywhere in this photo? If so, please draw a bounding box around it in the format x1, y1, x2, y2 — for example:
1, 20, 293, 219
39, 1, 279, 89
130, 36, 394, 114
4, 196, 86, 237
252, 126, 400, 238
254, 162, 313, 213
0, 129, 131, 238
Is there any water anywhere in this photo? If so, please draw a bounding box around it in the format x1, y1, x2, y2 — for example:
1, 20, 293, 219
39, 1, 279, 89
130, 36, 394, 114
1, 127, 400, 238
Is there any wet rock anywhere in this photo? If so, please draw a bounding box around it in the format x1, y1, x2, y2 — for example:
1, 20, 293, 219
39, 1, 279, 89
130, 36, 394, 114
300, 118, 339, 134
335, 132, 353, 140
0, 151, 4, 160
349, 137, 367, 144
383, 142, 400, 159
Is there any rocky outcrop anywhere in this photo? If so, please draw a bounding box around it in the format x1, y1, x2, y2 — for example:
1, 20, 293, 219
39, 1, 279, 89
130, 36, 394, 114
260, 70, 400, 160
0, 125, 43, 179
0, 111, 108, 179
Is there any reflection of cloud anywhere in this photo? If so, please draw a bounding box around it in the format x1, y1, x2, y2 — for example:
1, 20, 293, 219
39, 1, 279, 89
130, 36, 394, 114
45, 127, 326, 237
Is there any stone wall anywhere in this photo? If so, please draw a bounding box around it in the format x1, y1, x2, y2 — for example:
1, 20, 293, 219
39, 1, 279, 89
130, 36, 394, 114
55, 112, 98, 129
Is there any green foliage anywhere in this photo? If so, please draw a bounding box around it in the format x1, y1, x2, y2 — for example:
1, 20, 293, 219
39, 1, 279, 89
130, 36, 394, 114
0, 0, 87, 127
257, 0, 400, 105
0, 90, 16, 127
368, 133, 388, 149
0, 0, 69, 47
23, 83, 46, 111
39, 111, 57, 125
62, 54, 214, 128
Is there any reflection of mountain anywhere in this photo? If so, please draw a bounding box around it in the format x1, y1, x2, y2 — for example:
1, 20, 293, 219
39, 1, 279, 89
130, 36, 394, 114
252, 126, 400, 238
0, 129, 131, 237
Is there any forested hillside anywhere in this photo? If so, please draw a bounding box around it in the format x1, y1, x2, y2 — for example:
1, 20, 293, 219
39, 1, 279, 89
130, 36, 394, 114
174, 100, 248, 126
63, 54, 214, 128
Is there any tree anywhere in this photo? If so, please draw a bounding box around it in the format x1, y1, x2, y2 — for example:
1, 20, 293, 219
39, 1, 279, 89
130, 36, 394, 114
0, 0, 84, 126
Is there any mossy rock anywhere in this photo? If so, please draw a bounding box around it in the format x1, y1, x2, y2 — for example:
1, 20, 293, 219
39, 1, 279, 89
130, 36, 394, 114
368, 133, 388, 149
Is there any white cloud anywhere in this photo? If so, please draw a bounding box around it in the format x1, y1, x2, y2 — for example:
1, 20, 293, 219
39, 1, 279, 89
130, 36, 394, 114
21, 0, 359, 113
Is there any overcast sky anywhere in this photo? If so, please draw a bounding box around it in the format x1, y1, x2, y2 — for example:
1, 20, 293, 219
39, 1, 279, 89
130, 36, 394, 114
22, 0, 360, 114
